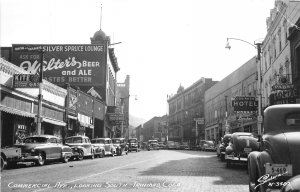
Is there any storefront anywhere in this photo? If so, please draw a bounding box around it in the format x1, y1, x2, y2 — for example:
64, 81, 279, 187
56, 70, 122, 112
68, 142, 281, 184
0, 58, 67, 145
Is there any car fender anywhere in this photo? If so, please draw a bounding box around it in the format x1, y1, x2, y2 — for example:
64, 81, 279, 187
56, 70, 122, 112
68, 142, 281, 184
248, 151, 260, 187
74, 146, 86, 155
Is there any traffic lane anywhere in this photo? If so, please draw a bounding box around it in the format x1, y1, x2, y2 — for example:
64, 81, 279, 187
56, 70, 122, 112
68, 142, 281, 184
24, 150, 249, 192
1, 151, 155, 192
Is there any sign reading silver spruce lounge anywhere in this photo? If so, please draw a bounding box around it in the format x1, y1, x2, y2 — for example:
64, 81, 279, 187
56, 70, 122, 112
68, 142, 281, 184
232, 96, 258, 112
12, 44, 106, 87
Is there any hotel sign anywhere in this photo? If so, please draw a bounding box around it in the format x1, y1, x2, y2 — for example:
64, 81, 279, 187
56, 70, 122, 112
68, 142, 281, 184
232, 96, 258, 112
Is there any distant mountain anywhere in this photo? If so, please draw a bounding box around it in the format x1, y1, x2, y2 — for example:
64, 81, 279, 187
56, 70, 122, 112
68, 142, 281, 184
129, 114, 147, 128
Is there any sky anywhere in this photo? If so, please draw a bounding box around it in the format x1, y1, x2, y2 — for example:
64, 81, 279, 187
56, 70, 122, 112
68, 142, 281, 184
0, 0, 275, 121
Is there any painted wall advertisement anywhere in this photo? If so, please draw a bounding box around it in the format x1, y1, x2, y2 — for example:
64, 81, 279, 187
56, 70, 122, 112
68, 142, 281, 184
12, 44, 106, 87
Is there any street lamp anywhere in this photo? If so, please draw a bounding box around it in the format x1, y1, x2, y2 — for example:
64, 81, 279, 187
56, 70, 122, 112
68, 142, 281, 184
225, 37, 263, 135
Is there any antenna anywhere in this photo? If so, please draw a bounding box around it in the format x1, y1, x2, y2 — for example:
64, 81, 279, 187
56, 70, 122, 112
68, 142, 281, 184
100, 3, 102, 30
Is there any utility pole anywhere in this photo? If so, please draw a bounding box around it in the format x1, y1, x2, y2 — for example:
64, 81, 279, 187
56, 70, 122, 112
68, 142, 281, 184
37, 49, 45, 135
255, 42, 263, 135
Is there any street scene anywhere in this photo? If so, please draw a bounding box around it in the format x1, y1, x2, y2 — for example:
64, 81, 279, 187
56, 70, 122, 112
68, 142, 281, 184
1, 0, 300, 192
1, 150, 249, 192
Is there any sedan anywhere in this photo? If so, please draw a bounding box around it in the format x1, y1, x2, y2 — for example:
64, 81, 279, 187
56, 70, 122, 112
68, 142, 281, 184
14, 135, 73, 166
64, 136, 96, 160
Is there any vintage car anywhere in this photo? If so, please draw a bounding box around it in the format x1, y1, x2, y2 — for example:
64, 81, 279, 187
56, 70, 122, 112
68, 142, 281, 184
225, 132, 259, 167
158, 142, 167, 149
128, 138, 139, 152
248, 104, 300, 192
111, 138, 128, 156
1, 147, 22, 171
200, 140, 216, 151
218, 134, 232, 161
147, 139, 159, 150
179, 142, 190, 150
13, 135, 73, 166
64, 136, 97, 160
166, 141, 176, 150
281, 174, 300, 192
91, 138, 116, 157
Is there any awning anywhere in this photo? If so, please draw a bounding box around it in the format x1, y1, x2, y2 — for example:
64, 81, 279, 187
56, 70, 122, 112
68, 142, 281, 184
78, 121, 94, 129
43, 117, 66, 127
0, 105, 35, 118
68, 115, 77, 120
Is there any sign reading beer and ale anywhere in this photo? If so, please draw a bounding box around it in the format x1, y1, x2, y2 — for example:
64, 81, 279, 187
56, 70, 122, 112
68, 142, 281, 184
232, 96, 258, 112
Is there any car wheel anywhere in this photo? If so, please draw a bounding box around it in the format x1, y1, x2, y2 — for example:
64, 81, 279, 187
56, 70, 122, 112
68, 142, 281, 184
91, 152, 95, 160
77, 151, 84, 161
36, 152, 46, 166
111, 150, 114, 157
1, 156, 6, 171
61, 154, 69, 163
226, 159, 231, 168
221, 154, 225, 162
126, 151, 128, 155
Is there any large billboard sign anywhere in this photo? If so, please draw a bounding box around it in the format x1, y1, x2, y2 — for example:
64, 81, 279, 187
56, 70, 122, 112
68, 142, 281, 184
12, 44, 106, 87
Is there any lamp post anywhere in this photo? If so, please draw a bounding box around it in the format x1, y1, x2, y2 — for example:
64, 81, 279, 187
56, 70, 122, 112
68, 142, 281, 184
226, 38, 263, 135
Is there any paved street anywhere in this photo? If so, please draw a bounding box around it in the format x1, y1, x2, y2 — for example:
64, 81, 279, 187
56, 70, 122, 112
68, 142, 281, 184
1, 150, 249, 192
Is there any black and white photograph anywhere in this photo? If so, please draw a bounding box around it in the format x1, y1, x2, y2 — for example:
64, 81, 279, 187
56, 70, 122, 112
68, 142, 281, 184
1, 0, 300, 191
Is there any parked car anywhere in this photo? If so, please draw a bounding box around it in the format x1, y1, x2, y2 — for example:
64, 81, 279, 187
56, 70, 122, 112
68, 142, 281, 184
13, 135, 73, 166
65, 136, 96, 160
158, 142, 167, 149
248, 104, 300, 192
179, 142, 190, 150
218, 134, 232, 161
112, 138, 128, 156
147, 140, 159, 150
91, 138, 116, 157
225, 132, 259, 167
128, 138, 139, 152
174, 141, 181, 150
1, 147, 22, 171
281, 174, 300, 192
166, 141, 176, 150
199, 140, 216, 151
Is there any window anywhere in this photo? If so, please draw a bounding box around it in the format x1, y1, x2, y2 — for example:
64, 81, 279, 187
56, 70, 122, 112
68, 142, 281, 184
49, 138, 57, 143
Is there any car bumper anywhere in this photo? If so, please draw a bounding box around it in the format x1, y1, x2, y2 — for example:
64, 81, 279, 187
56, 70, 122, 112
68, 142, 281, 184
225, 155, 247, 162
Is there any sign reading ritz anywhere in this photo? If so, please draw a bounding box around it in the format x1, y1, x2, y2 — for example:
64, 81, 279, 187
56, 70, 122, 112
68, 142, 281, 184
232, 96, 258, 112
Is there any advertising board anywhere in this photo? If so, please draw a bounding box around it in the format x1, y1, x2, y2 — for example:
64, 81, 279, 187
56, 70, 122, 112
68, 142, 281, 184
12, 44, 106, 88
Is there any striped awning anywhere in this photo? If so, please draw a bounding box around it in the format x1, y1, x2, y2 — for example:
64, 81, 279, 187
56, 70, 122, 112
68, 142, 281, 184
43, 117, 66, 127
0, 105, 35, 118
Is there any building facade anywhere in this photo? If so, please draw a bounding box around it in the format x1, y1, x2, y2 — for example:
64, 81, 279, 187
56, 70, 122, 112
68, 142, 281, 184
261, 0, 300, 108
168, 77, 217, 145
205, 57, 257, 141
116, 75, 130, 138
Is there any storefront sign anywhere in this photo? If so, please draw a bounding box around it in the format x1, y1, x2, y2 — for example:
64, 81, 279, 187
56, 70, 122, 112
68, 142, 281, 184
13, 74, 39, 88
78, 113, 93, 128
272, 84, 294, 91
12, 44, 106, 87
270, 88, 299, 105
232, 96, 258, 112
108, 113, 125, 125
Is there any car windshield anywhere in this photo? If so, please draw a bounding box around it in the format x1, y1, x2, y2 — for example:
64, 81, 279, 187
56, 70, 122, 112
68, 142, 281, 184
24, 137, 48, 143
65, 137, 82, 143
129, 139, 137, 143
286, 113, 300, 127
205, 141, 214, 145
112, 139, 120, 144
